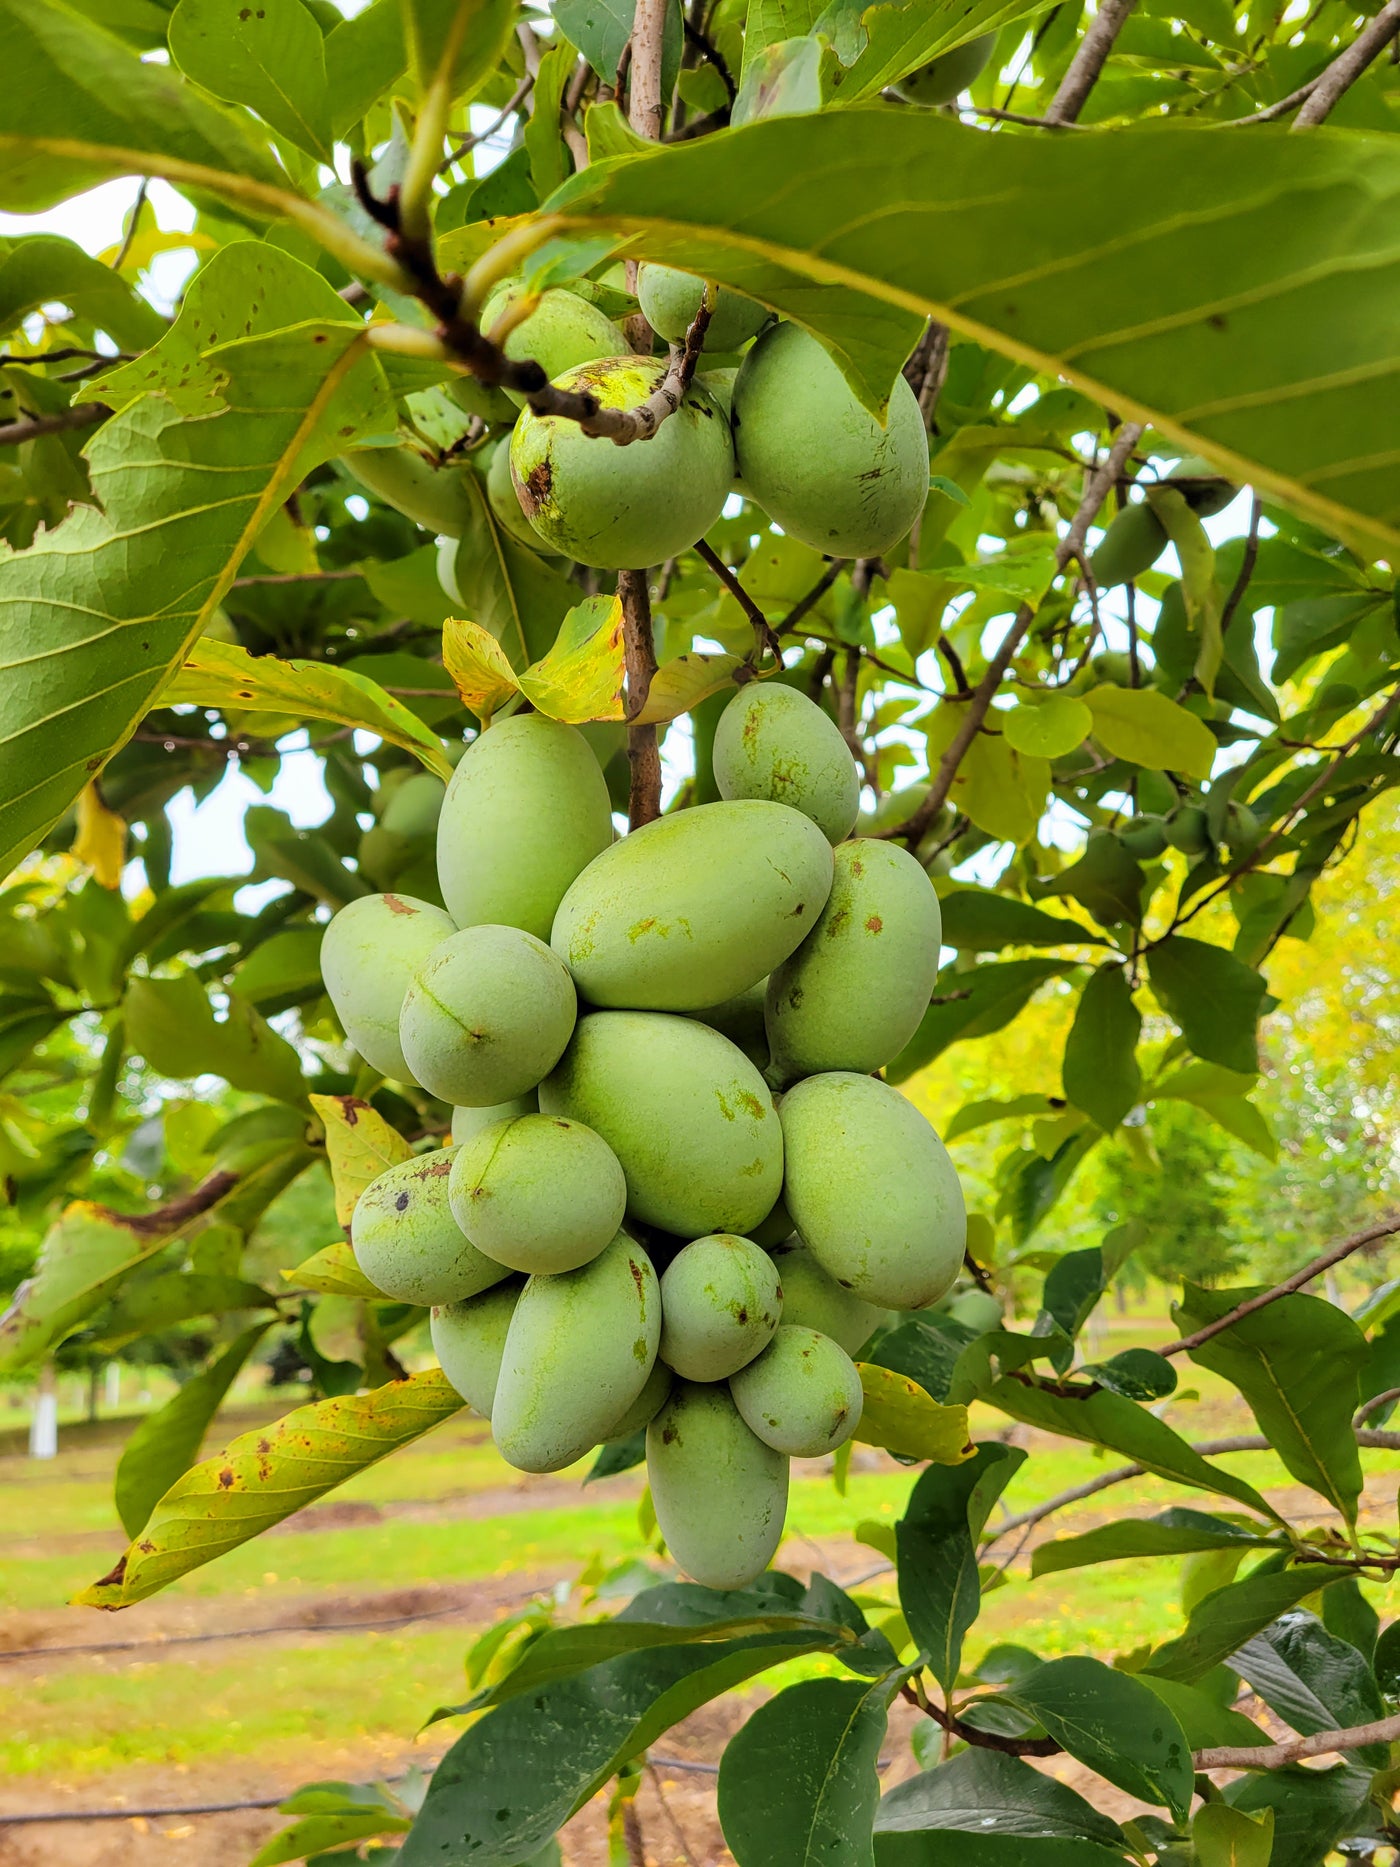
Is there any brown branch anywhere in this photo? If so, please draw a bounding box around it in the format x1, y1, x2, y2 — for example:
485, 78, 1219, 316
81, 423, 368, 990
887, 422, 1143, 848
1160, 1214, 1400, 1358
683, 17, 737, 98
695, 539, 781, 660
1217, 491, 1262, 642
230, 568, 365, 588
1044, 0, 1138, 124
0, 402, 109, 447
1355, 1386, 1400, 1426
0, 346, 128, 369
620, 568, 662, 827
1292, 0, 1400, 125
112, 179, 149, 274
960, 104, 1093, 128
1196, 1709, 1400, 1772
646, 1765, 701, 1867
779, 561, 847, 637
443, 72, 535, 168
92, 1171, 239, 1239
937, 634, 971, 696
1227, 78, 1322, 123
629, 0, 671, 138
913, 1687, 1060, 1758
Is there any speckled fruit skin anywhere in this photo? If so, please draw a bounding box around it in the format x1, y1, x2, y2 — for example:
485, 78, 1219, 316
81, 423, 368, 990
510, 357, 733, 570
729, 1325, 863, 1457
602, 1357, 673, 1440
352, 1148, 510, 1307
447, 1112, 627, 1275
780, 1073, 965, 1310
431, 1277, 525, 1415
538, 1011, 784, 1238
436, 714, 614, 940
732, 323, 928, 557
480, 282, 627, 404
647, 1382, 788, 1588
658, 1234, 783, 1382
322, 893, 455, 1084
766, 839, 942, 1081
637, 264, 770, 350
399, 925, 577, 1107
551, 800, 833, 1011
894, 32, 996, 104
491, 1233, 661, 1473
485, 435, 562, 555
712, 683, 860, 845
768, 1239, 885, 1355
451, 1093, 537, 1147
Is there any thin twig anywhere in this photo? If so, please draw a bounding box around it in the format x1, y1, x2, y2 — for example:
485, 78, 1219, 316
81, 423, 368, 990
1044, 0, 1138, 124
647, 1764, 702, 1866
0, 402, 109, 447
1160, 1214, 1400, 1358
683, 17, 737, 98
1217, 491, 1262, 642
779, 560, 847, 636
230, 568, 365, 589
1227, 77, 1321, 123
695, 539, 781, 659
443, 72, 535, 167
0, 346, 128, 369
1355, 1386, 1400, 1426
110, 178, 149, 274
620, 568, 662, 827
1292, 0, 1400, 124
959, 104, 1092, 128
1197, 1709, 1400, 1772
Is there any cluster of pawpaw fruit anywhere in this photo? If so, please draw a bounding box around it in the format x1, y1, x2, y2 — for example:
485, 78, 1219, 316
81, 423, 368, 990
321, 684, 965, 1588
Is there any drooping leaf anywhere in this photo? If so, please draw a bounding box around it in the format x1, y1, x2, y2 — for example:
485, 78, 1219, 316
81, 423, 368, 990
309, 1093, 415, 1230
164, 641, 453, 780
853, 1363, 973, 1464
76, 1370, 464, 1608
441, 616, 522, 720
1031, 1509, 1281, 1580
1083, 684, 1217, 780
1062, 966, 1141, 1131
1191, 1803, 1274, 1867
1145, 1564, 1348, 1684
1232, 1611, 1389, 1767
1037, 833, 1145, 929
518, 594, 628, 724
937, 890, 1105, 952
284, 1240, 385, 1299
1147, 936, 1267, 1076
633, 652, 745, 725
874, 1748, 1131, 1860
1137, 1674, 1271, 1752
896, 1443, 1026, 1689
1000, 1656, 1193, 1820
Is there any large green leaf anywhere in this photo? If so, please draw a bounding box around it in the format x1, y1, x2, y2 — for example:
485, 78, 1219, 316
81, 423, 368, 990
874, 1749, 1130, 1862
124, 974, 306, 1104
1062, 966, 1141, 1131
1031, 1509, 1282, 1580
1000, 1656, 1193, 1820
0, 243, 391, 880
0, 234, 165, 349
169, 0, 332, 162
887, 959, 1075, 1080
1145, 1564, 1347, 1684
896, 1443, 1025, 1690
1147, 937, 1268, 1076
1174, 1285, 1368, 1521
551, 114, 1400, 552
76, 1370, 464, 1608
1233, 1612, 1389, 1768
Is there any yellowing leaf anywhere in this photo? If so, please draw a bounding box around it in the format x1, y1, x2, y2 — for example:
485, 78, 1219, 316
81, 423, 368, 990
73, 782, 126, 888
933, 712, 1049, 846
442, 616, 521, 720
854, 1364, 973, 1465
283, 1239, 384, 1299
1001, 694, 1093, 760
633, 652, 744, 725
165, 640, 452, 780
1085, 685, 1217, 780
75, 1371, 465, 1608
310, 1093, 414, 1230
518, 595, 627, 724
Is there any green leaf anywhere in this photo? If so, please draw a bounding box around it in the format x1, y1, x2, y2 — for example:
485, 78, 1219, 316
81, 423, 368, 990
164, 641, 453, 780
404, 0, 517, 104
1147, 937, 1267, 1075
552, 0, 684, 129
1233, 1611, 1388, 1768
1031, 1509, 1281, 1580
1149, 487, 1223, 696
169, 0, 332, 161
1062, 966, 1141, 1131
1151, 1061, 1277, 1161
114, 1321, 272, 1539
743, 0, 821, 76
324, 0, 408, 135
1084, 685, 1217, 780
1001, 1655, 1193, 1820
1002, 694, 1093, 760
90, 1271, 276, 1350
0, 243, 391, 880
1137, 1674, 1270, 1752
1174, 1284, 1367, 1521
874, 1748, 1131, 1860
76, 1370, 464, 1608
446, 472, 577, 670
823, 0, 1043, 102
518, 595, 628, 724
251, 1806, 412, 1867
1226, 1765, 1374, 1867
853, 1363, 973, 1464
524, 39, 574, 201
937, 890, 1104, 952
933, 718, 1049, 845
896, 1443, 1026, 1689
719, 1674, 902, 1867
0, 234, 164, 350
944, 1093, 1059, 1142
1192, 1803, 1274, 1867
1145, 1564, 1347, 1684
125, 975, 305, 1104
887, 959, 1075, 1080
1078, 1346, 1178, 1400
549, 113, 1400, 553
1037, 833, 1145, 929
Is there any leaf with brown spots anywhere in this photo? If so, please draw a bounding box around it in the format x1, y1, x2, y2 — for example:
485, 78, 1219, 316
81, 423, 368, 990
518, 594, 628, 725
75, 1370, 464, 1609
441, 615, 521, 721
310, 1094, 413, 1230
853, 1363, 974, 1465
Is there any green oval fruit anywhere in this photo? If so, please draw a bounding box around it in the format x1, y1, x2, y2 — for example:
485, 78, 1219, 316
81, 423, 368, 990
380, 770, 446, 838
437, 714, 614, 939
492, 1233, 661, 1472
894, 31, 996, 103
1224, 801, 1261, 855
343, 445, 475, 536
451, 1093, 537, 1146
511, 357, 734, 569
1090, 650, 1136, 688
781, 1073, 964, 1310
539, 1011, 783, 1237
731, 323, 928, 557
485, 435, 562, 554
766, 838, 941, 1082
448, 1113, 627, 1274
658, 1234, 783, 1381
1090, 502, 1168, 587
480, 282, 628, 404
551, 799, 834, 1011
1168, 454, 1237, 517
431, 1277, 524, 1414
729, 1325, 863, 1457
602, 1357, 674, 1440
769, 1240, 885, 1355
399, 924, 577, 1106
647, 1382, 788, 1588
322, 892, 455, 1083
1118, 817, 1168, 859
637, 264, 770, 351
683, 979, 770, 1073
947, 1286, 1002, 1333
697, 366, 736, 422
1166, 805, 1212, 855
712, 683, 860, 844
748, 1193, 795, 1250
352, 1148, 510, 1306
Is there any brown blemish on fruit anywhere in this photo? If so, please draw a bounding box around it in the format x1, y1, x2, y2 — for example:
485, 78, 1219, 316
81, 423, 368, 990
521, 458, 553, 515
395, 1191, 410, 1212
866, 914, 884, 934
383, 894, 416, 916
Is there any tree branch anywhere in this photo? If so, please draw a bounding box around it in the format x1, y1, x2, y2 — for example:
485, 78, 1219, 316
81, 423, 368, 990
1196, 1709, 1400, 1772
1044, 0, 1138, 124
0, 402, 109, 447
886, 422, 1143, 848
628, 0, 671, 138
1292, 0, 1400, 125
779, 560, 847, 637
1355, 1386, 1400, 1426
695, 539, 781, 660
1217, 491, 1262, 642
620, 568, 662, 827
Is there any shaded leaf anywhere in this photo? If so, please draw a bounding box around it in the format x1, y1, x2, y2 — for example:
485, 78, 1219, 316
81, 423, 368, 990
887, 959, 1075, 1081
1191, 1803, 1274, 1867
1031, 1509, 1281, 1580
1147, 936, 1267, 1075
937, 890, 1104, 952
1233, 1611, 1388, 1767
874, 1747, 1130, 1857
896, 1443, 1026, 1689
1001, 1655, 1193, 1820
1062, 967, 1141, 1131
1226, 1765, 1374, 1867
1038, 833, 1144, 929
1145, 1564, 1347, 1684
125, 975, 305, 1104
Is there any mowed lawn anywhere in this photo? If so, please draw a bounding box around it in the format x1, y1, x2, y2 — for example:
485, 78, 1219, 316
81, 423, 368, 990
1, 1307, 1389, 1789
